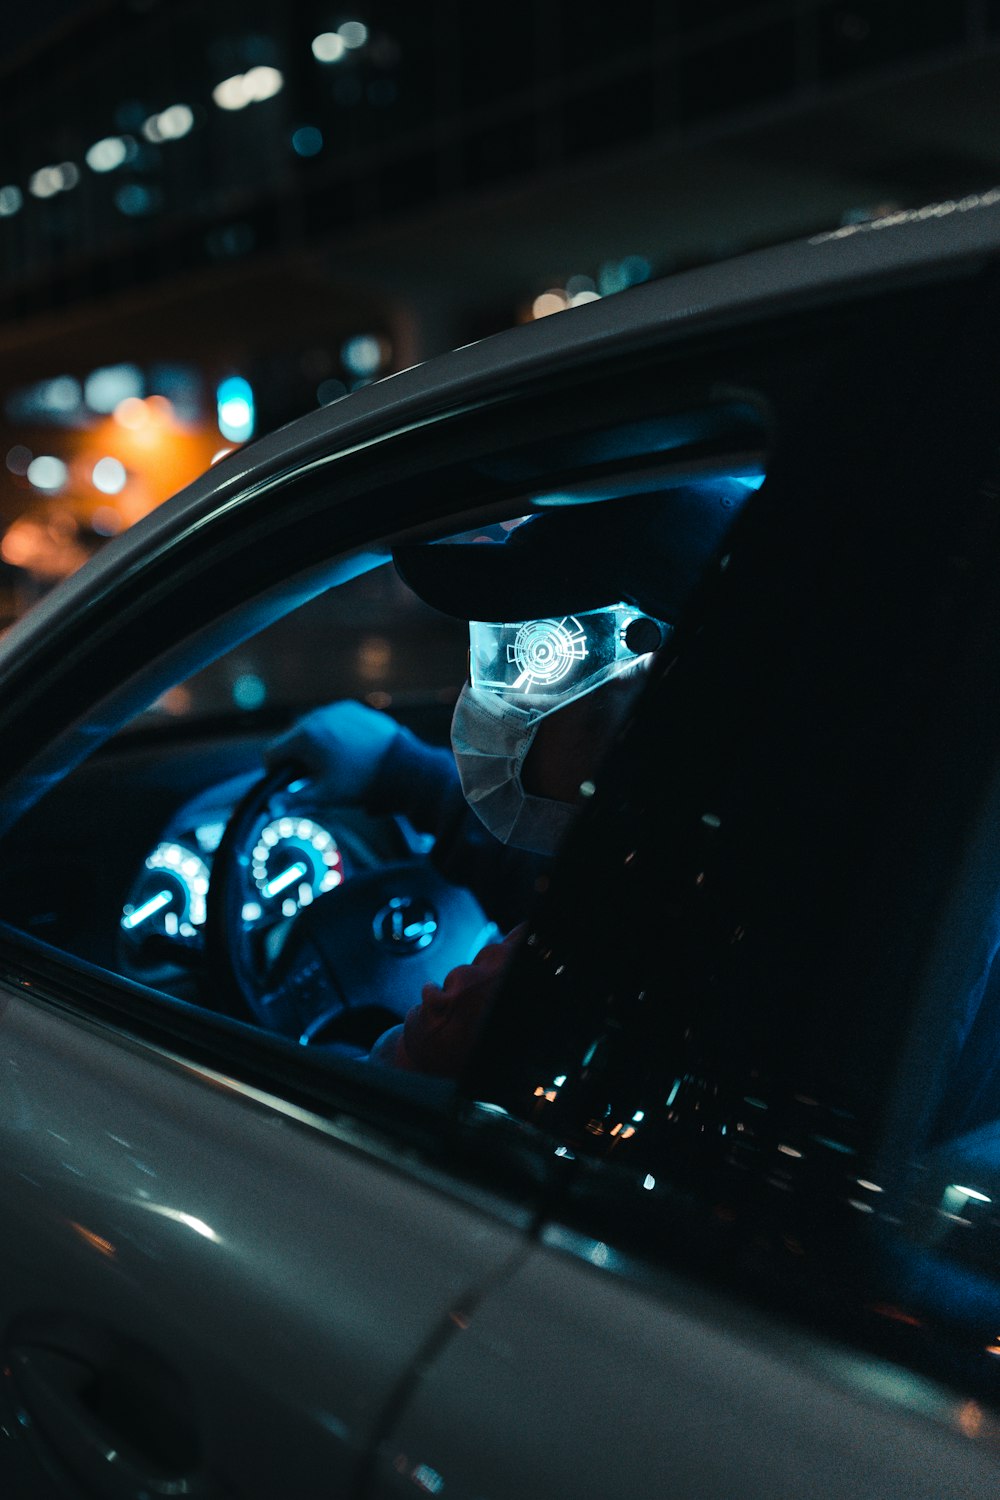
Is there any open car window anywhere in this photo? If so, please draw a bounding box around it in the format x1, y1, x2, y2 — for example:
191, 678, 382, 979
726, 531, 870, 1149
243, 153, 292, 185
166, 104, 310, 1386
137, 560, 468, 729
0, 348, 765, 1125
0, 219, 993, 1230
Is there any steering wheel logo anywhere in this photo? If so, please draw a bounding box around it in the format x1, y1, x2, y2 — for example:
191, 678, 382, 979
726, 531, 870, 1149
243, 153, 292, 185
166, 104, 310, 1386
373, 896, 439, 953
509, 616, 588, 691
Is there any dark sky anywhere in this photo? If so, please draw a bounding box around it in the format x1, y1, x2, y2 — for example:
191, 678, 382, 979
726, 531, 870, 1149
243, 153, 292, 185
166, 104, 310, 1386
3, 0, 104, 72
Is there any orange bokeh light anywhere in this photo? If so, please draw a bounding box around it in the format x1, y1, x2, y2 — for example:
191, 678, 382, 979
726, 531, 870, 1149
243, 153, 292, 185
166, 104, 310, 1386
0, 395, 225, 588
113, 395, 152, 430
79, 401, 221, 528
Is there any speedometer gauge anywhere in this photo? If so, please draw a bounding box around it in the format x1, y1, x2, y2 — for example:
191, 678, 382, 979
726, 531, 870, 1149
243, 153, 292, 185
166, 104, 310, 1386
121, 841, 210, 944
250, 816, 343, 919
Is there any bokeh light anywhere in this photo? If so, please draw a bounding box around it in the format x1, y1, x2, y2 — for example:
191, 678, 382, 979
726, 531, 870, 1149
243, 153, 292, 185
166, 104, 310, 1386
339, 21, 369, 48
85, 136, 131, 172
114, 396, 152, 430
291, 126, 324, 158
5, 445, 32, 475
216, 377, 255, 441
115, 184, 158, 217
244, 66, 284, 102
531, 290, 569, 319
232, 672, 268, 710
26, 456, 68, 492
213, 67, 284, 111
92, 456, 127, 494
143, 104, 195, 143
29, 162, 79, 198
341, 335, 386, 377
85, 364, 143, 413
597, 255, 652, 294
312, 32, 346, 63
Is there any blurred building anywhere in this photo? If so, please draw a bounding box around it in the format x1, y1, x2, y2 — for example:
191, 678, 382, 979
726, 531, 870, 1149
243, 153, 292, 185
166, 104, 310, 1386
0, 0, 998, 603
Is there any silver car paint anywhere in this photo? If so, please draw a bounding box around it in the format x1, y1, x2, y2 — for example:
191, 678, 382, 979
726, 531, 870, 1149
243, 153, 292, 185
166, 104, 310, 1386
377, 1235, 1000, 1499
0, 985, 528, 1496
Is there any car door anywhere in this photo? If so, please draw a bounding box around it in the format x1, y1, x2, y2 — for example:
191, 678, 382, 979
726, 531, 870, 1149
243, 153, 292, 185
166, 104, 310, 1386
0, 981, 532, 1498
3, 203, 1000, 1500
368, 229, 1000, 1493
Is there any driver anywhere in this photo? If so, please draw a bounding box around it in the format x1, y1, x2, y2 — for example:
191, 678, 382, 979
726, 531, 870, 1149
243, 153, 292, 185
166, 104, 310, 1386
371, 636, 660, 1073
269, 627, 661, 1075
267, 486, 742, 1074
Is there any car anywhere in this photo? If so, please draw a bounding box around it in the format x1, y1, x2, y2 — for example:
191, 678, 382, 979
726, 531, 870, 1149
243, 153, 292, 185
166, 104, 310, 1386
3, 193, 1000, 1498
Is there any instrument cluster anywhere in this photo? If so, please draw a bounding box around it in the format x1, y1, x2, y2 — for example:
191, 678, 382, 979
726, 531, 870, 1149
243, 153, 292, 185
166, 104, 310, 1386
119, 801, 346, 975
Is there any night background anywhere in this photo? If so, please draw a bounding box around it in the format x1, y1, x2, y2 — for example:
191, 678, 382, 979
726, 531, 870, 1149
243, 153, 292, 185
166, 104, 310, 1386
0, 0, 996, 611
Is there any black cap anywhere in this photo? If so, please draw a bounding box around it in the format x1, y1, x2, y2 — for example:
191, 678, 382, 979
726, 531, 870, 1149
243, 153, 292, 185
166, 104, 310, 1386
393, 480, 751, 623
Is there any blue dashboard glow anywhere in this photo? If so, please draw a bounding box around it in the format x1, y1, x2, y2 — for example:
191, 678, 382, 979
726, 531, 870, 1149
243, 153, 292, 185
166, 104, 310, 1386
121, 889, 172, 930
195, 821, 226, 853
250, 816, 343, 918
121, 841, 210, 940
261, 860, 309, 899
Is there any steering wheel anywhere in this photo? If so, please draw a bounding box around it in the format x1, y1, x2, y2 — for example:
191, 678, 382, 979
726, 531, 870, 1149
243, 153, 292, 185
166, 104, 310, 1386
207, 766, 497, 1049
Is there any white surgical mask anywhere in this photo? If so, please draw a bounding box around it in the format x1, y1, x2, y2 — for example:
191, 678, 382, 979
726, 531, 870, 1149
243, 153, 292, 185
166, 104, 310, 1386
450, 682, 578, 855
453, 604, 666, 856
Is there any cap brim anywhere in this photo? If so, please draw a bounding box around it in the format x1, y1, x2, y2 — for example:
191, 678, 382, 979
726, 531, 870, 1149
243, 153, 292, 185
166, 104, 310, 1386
393, 483, 749, 622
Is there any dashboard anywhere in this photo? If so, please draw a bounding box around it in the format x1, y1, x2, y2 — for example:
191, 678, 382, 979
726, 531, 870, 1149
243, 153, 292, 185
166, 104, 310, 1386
0, 727, 433, 1019
115, 767, 419, 998
0, 712, 505, 1062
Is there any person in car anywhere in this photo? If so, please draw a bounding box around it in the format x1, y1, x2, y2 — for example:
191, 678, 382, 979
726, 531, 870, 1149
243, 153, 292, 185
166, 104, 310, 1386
271, 655, 655, 1073
268, 487, 738, 1074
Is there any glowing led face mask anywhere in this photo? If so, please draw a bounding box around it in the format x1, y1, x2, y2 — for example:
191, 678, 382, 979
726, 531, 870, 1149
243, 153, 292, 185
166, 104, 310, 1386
469, 604, 668, 708
454, 604, 668, 854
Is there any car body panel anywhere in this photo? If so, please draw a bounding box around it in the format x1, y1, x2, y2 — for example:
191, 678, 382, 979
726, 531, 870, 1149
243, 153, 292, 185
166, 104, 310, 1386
375, 1238, 1000, 1500
0, 986, 528, 1497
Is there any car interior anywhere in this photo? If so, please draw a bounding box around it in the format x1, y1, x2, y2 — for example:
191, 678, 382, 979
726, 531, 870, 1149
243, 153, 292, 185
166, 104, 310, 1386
0, 563, 473, 1045
0, 289, 990, 1188
0, 403, 766, 1077
1, 313, 999, 1383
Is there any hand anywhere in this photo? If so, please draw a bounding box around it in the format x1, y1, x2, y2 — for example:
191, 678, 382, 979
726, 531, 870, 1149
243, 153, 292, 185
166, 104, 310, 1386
266, 700, 402, 806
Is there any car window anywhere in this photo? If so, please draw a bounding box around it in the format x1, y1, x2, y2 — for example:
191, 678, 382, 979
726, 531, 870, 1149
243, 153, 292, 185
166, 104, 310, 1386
138, 562, 468, 728
0, 454, 758, 1090
0, 333, 777, 1151
0, 557, 463, 984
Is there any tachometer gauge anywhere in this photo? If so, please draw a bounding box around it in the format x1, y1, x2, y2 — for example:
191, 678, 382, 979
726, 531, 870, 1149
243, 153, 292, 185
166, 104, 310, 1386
250, 816, 343, 920
121, 841, 211, 944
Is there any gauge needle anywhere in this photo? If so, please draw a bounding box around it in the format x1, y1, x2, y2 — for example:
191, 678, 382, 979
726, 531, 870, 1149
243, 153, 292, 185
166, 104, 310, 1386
122, 888, 173, 930
261, 861, 309, 900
